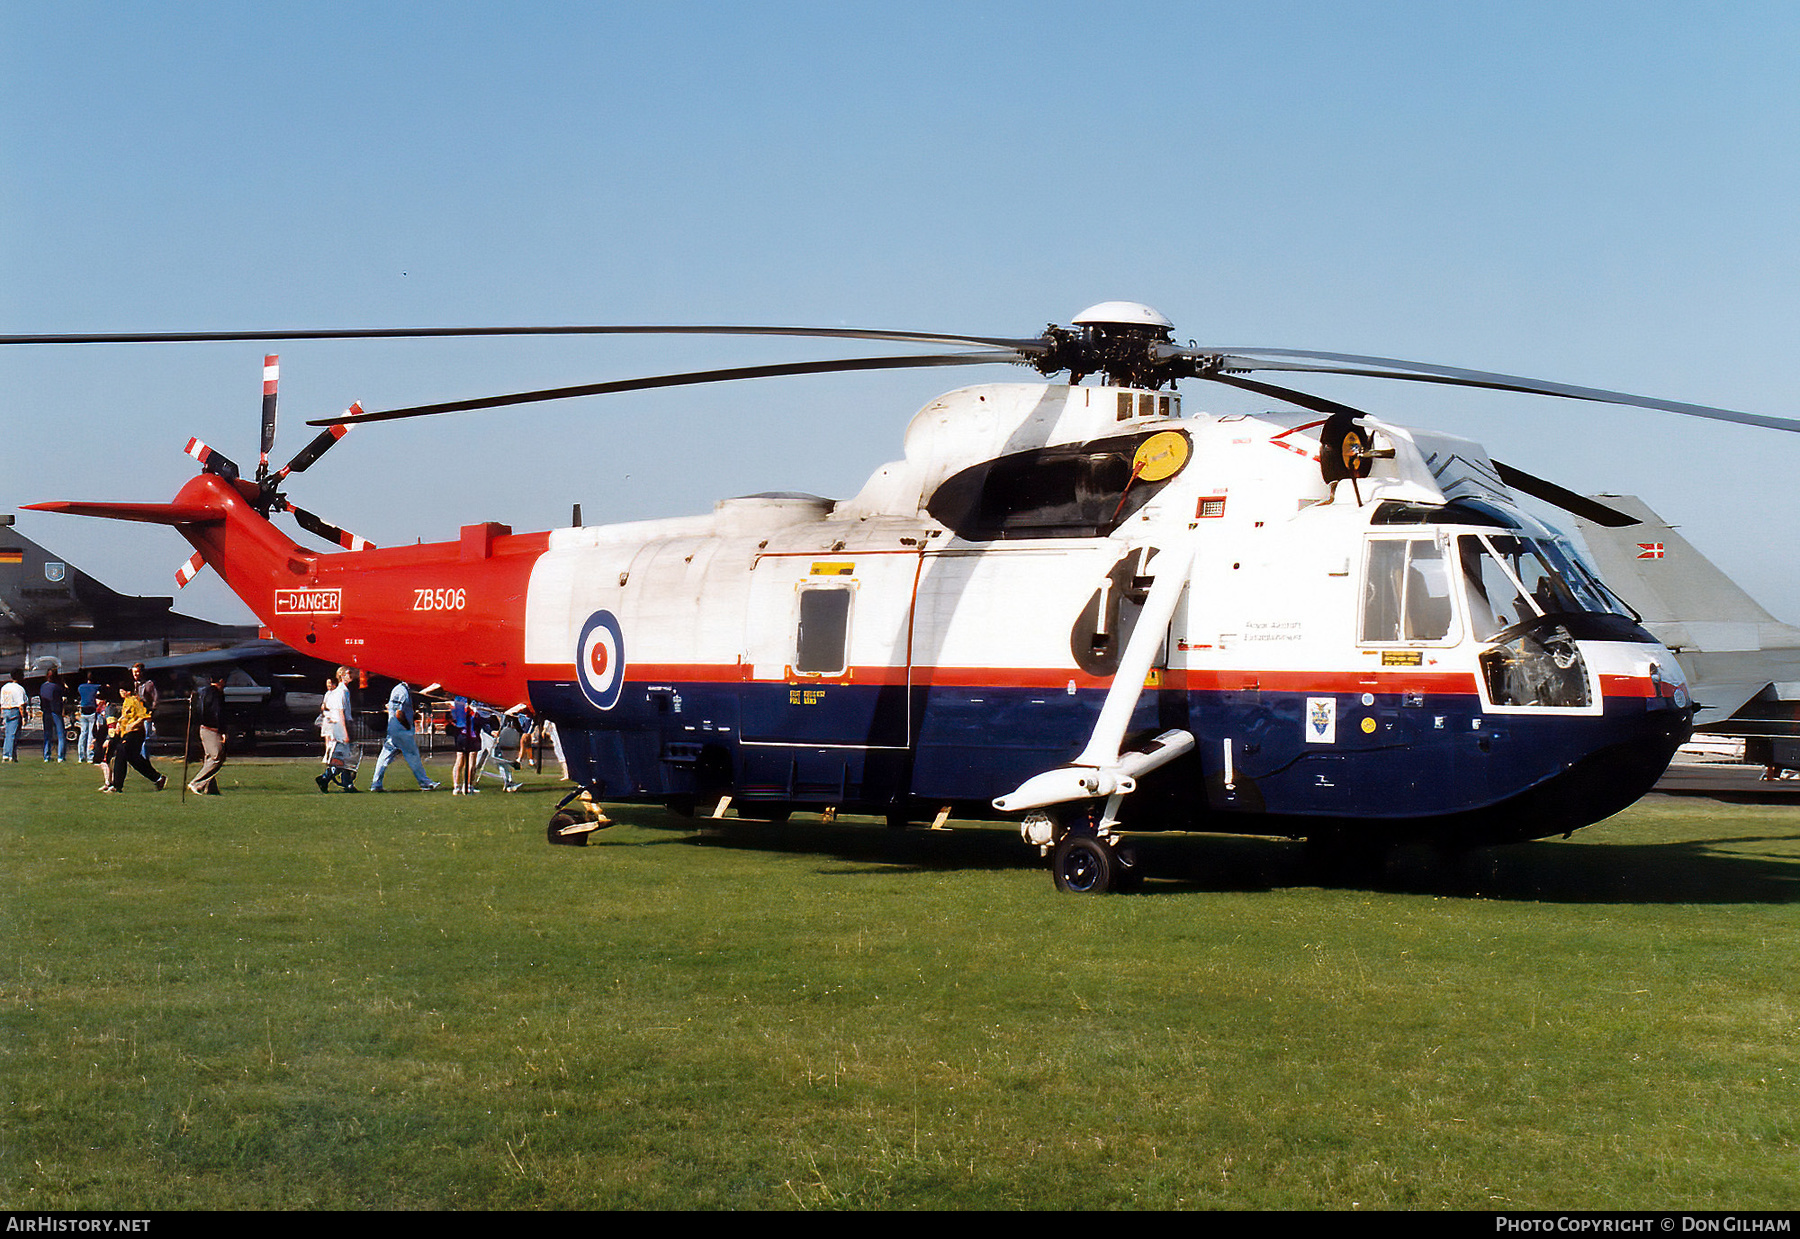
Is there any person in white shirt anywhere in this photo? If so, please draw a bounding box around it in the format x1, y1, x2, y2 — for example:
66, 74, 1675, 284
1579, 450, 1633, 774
0, 670, 28, 762
314, 666, 360, 792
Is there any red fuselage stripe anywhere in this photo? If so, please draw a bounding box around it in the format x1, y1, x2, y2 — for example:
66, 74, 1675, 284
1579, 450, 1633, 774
521, 662, 1668, 700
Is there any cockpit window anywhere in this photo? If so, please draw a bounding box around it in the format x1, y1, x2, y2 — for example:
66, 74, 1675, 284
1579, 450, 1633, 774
1492, 536, 1581, 617
1460, 536, 1538, 639
1450, 532, 1621, 710
1538, 538, 1623, 616
1458, 533, 1623, 641
1361, 537, 1455, 643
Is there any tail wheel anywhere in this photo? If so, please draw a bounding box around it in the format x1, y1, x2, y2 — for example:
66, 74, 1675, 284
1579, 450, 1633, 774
547, 793, 612, 847
546, 810, 589, 846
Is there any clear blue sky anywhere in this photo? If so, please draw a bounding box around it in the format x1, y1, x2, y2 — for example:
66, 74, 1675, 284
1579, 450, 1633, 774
5, 1, 1799, 621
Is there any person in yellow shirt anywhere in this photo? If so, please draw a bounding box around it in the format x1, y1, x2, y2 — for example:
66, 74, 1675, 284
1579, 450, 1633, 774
103, 688, 165, 793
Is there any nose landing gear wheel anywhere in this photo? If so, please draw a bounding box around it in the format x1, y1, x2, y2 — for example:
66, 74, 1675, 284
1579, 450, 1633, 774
1052, 834, 1118, 894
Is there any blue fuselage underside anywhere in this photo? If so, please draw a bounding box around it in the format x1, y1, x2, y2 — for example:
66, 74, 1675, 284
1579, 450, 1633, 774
529, 677, 1689, 840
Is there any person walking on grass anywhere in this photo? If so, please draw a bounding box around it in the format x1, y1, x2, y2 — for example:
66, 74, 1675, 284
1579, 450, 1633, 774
90, 688, 116, 784
188, 670, 228, 796
370, 680, 439, 792
103, 687, 165, 793
315, 665, 360, 792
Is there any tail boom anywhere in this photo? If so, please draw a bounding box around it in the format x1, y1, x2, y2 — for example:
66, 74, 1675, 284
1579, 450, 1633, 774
29, 475, 548, 704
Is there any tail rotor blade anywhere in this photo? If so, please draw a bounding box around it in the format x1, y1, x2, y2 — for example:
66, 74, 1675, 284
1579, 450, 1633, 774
259, 355, 280, 477
280, 500, 376, 551
183, 437, 241, 482
273, 403, 364, 482
174, 551, 206, 589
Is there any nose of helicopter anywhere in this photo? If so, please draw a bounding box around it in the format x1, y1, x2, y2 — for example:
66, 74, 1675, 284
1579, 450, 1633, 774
1476, 638, 1694, 845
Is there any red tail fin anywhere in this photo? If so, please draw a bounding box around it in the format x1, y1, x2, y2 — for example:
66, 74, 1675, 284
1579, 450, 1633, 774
26, 474, 314, 616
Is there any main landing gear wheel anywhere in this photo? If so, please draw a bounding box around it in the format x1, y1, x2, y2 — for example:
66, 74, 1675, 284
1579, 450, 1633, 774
1051, 833, 1140, 894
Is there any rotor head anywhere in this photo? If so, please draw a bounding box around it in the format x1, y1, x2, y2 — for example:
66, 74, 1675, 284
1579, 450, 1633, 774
1038, 302, 1178, 389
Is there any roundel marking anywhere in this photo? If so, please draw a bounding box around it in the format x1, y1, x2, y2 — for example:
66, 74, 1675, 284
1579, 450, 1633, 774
577, 609, 626, 711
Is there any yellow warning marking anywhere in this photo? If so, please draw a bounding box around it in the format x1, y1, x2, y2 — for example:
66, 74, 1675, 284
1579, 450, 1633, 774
1132, 431, 1191, 483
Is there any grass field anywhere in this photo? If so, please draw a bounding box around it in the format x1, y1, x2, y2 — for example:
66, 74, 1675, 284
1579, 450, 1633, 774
1, 755, 1795, 1210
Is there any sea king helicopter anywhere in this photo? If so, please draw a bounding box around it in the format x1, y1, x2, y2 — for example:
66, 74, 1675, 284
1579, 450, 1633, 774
19, 302, 1800, 891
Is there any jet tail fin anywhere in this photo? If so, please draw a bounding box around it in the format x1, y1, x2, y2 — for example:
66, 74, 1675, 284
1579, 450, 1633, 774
1573, 494, 1793, 647
1575, 494, 1800, 726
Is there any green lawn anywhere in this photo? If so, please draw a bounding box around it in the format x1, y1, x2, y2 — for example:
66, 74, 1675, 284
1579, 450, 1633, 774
1, 757, 1795, 1209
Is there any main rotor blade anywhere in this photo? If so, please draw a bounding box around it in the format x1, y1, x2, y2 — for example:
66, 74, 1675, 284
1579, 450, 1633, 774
1, 323, 1044, 352
1204, 372, 1643, 527
1176, 346, 1800, 434
1199, 371, 1375, 422
1492, 462, 1641, 528
306, 351, 1023, 426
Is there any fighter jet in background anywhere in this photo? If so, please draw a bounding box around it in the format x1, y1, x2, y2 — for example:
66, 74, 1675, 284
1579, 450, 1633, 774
1574, 495, 1800, 768
0, 516, 259, 670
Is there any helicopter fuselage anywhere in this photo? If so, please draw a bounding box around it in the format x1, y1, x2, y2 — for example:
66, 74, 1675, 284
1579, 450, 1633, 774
63, 380, 1689, 852
32, 379, 1692, 866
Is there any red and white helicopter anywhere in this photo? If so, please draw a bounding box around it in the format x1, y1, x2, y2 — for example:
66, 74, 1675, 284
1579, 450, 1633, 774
19, 303, 1799, 891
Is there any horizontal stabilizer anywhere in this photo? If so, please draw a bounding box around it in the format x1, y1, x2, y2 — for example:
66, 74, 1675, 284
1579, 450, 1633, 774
23, 499, 227, 526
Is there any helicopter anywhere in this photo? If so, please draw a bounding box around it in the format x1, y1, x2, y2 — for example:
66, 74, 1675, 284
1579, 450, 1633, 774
19, 302, 1800, 892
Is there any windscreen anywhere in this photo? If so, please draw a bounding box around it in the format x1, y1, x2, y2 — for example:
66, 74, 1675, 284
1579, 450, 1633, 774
1459, 534, 1623, 639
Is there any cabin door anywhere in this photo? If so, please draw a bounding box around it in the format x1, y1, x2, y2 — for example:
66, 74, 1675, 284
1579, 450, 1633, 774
736, 550, 919, 803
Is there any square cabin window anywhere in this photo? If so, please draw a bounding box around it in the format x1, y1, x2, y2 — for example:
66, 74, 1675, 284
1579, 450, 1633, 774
1361, 537, 1455, 644
796, 587, 852, 674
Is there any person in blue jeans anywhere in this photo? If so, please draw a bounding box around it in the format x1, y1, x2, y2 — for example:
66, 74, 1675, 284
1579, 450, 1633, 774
1, 669, 27, 762
75, 673, 101, 763
370, 681, 439, 792
39, 671, 66, 762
